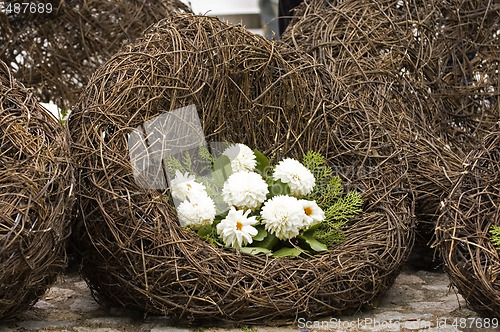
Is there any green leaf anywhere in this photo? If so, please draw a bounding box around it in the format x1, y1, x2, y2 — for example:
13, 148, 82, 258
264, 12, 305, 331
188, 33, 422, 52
213, 154, 231, 172
253, 232, 279, 250
268, 179, 291, 198
253, 149, 269, 174
253, 226, 268, 242
212, 155, 232, 187
305, 222, 321, 233
239, 247, 271, 255
197, 225, 213, 238
272, 247, 302, 258
298, 232, 328, 252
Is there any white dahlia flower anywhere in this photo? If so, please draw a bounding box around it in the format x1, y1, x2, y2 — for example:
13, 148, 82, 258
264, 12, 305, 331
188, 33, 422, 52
260, 195, 307, 240
222, 143, 257, 172
170, 170, 207, 201
177, 194, 216, 230
222, 171, 269, 210
299, 199, 325, 228
216, 207, 258, 248
272, 158, 315, 197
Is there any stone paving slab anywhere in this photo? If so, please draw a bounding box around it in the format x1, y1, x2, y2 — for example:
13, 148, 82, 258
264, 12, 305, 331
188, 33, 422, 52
0, 265, 498, 332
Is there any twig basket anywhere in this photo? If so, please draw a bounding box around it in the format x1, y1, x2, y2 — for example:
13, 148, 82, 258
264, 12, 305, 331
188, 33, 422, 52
436, 132, 500, 317
282, 0, 499, 146
279, 0, 499, 265
0, 0, 191, 109
70, 13, 414, 323
0, 61, 74, 320
413, 0, 500, 144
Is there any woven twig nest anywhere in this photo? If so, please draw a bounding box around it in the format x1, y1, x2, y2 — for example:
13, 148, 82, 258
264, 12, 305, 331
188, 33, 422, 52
70, 13, 413, 322
414, 0, 500, 144
0, 0, 191, 109
282, 0, 499, 146
278, 0, 487, 265
436, 132, 500, 316
395, 0, 500, 250
0, 61, 74, 320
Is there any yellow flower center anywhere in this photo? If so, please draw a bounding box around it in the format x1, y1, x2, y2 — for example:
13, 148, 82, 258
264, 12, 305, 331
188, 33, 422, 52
304, 206, 313, 216
187, 183, 192, 189
236, 221, 243, 231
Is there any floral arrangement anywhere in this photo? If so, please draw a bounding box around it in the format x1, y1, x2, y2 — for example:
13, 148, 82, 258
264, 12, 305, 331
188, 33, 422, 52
166, 143, 363, 257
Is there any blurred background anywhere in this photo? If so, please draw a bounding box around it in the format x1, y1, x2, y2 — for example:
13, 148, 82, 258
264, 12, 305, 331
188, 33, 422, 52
186, 0, 279, 38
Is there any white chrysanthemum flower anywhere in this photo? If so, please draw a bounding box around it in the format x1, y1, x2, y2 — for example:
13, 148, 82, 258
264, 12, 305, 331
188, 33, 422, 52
299, 199, 325, 228
261, 195, 307, 240
272, 158, 315, 197
222, 143, 257, 172
170, 170, 207, 201
177, 195, 216, 230
222, 171, 269, 210
216, 207, 258, 248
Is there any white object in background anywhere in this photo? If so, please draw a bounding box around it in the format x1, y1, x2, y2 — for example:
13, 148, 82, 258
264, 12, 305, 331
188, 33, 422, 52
178, 0, 265, 36
41, 102, 63, 120
188, 0, 260, 15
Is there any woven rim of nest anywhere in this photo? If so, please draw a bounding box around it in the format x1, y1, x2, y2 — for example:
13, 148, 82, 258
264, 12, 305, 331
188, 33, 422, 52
278, 0, 499, 248
0, 0, 191, 109
0, 60, 74, 320
435, 132, 500, 317
69, 13, 414, 323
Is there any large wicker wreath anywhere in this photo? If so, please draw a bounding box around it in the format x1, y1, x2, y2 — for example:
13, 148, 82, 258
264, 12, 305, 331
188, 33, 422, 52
278, 0, 499, 265
70, 13, 414, 322
282, 0, 499, 148
0, 0, 191, 109
0, 61, 74, 320
436, 132, 500, 317
413, 0, 500, 144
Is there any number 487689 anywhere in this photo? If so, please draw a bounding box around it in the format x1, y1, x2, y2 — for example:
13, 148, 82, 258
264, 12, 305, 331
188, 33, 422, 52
1, 2, 53, 14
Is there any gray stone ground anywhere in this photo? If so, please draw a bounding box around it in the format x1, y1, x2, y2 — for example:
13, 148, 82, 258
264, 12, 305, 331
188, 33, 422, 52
1, 264, 498, 332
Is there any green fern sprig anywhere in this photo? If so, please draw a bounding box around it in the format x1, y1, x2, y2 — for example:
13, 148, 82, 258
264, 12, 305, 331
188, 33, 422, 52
175, 152, 193, 174
199, 145, 213, 165
324, 190, 364, 223
309, 176, 343, 208
489, 225, 500, 251
302, 151, 364, 248
313, 191, 363, 247
165, 154, 186, 176
165, 147, 214, 180
302, 150, 333, 184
